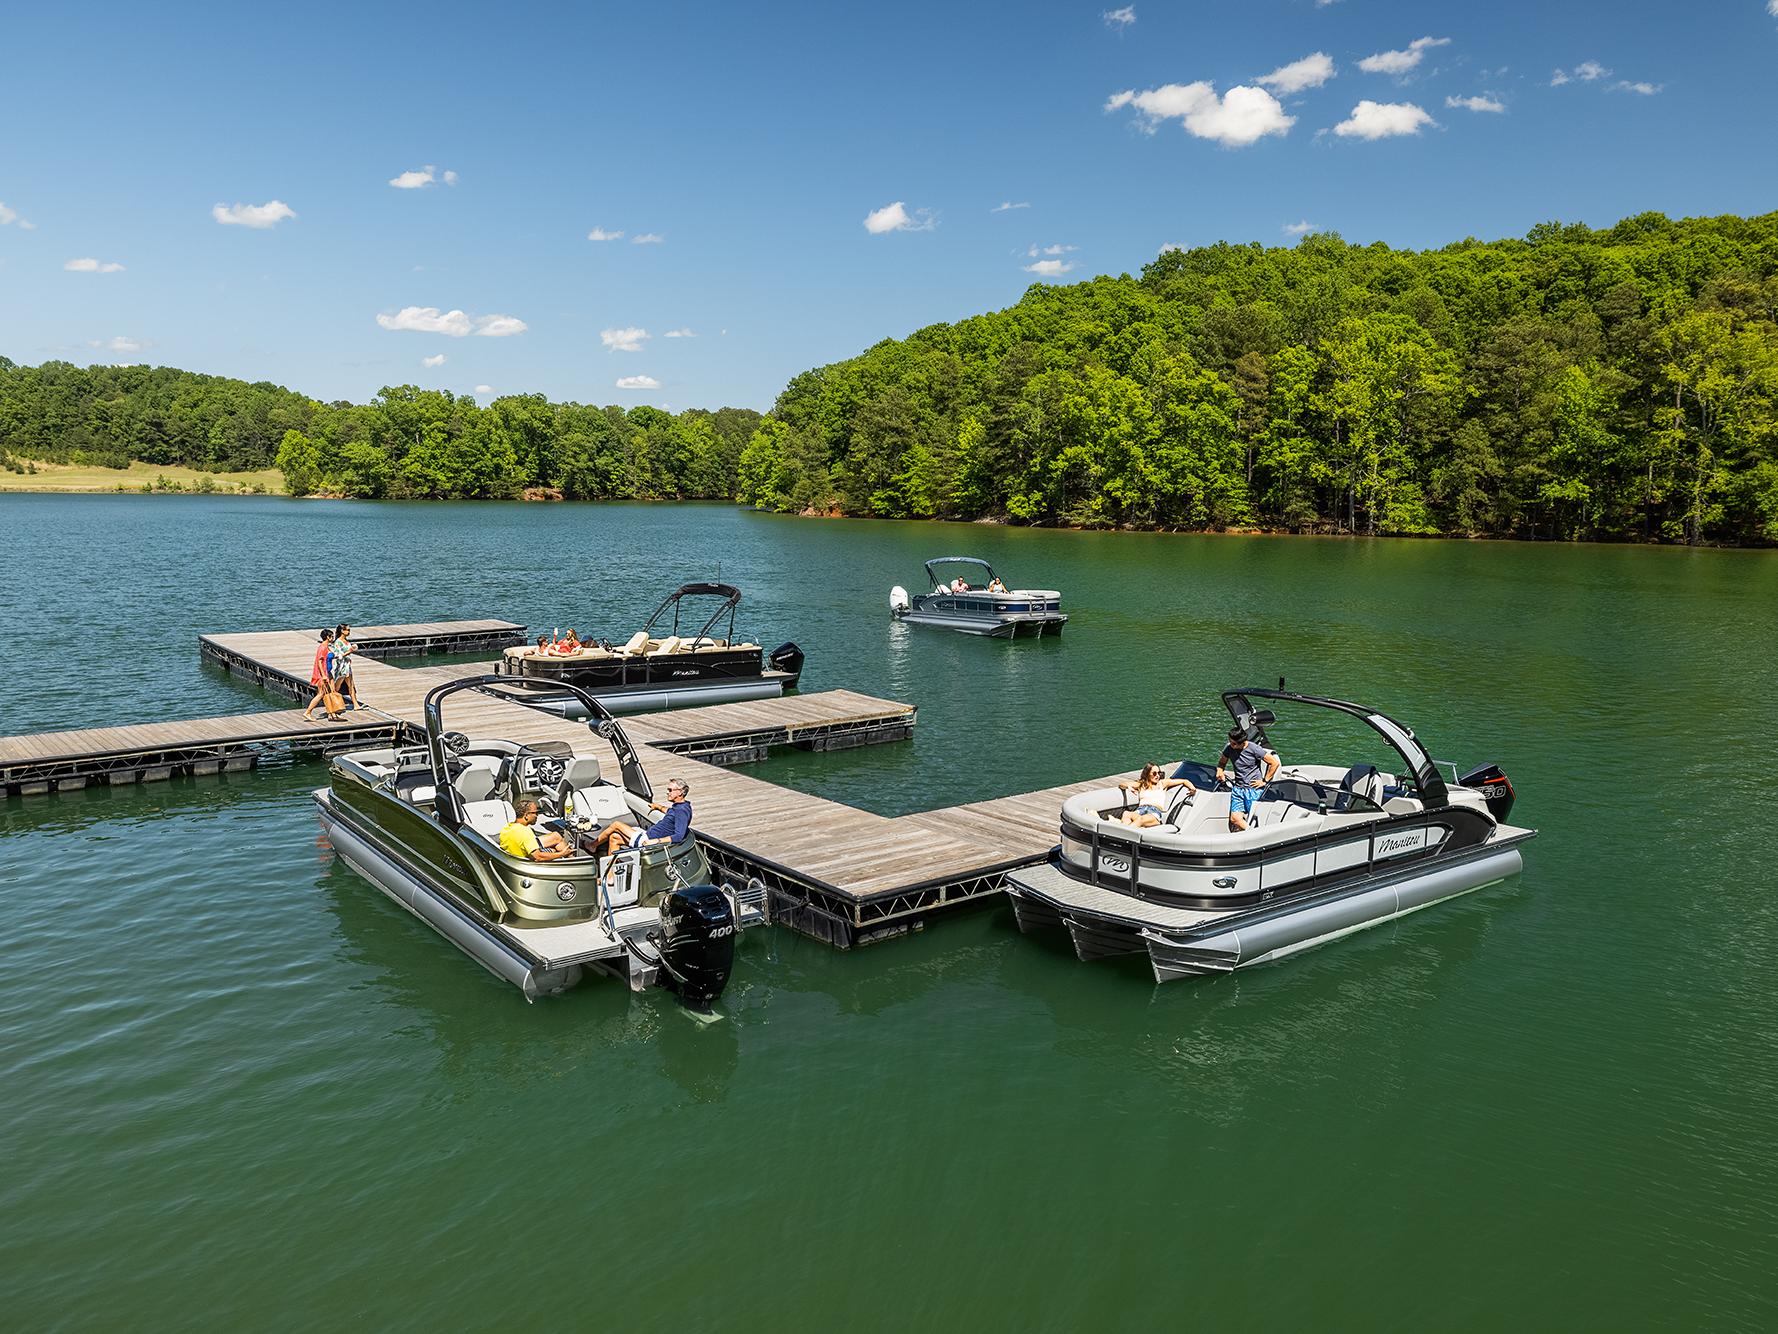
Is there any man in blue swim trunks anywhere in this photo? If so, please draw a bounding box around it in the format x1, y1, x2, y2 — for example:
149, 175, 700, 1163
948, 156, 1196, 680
1215, 727, 1280, 832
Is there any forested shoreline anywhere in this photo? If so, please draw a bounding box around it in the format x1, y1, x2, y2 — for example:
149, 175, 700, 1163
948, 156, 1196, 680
4, 209, 1776, 542
0, 358, 762, 502
738, 210, 1778, 545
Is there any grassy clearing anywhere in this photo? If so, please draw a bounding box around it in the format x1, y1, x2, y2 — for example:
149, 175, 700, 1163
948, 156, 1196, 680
0, 460, 284, 494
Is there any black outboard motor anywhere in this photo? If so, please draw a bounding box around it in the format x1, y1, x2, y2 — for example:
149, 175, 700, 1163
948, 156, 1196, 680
767, 642, 805, 688
1458, 763, 1516, 823
657, 884, 737, 1011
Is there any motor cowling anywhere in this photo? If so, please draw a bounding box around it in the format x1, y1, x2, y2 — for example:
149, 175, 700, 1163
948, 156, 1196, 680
767, 641, 805, 686
889, 585, 910, 614
658, 884, 737, 1011
1459, 763, 1516, 823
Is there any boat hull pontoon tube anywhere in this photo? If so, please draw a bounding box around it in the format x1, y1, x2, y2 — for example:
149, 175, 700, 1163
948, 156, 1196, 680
1004, 688, 1535, 982
314, 674, 765, 1006
497, 582, 804, 714
890, 557, 1065, 638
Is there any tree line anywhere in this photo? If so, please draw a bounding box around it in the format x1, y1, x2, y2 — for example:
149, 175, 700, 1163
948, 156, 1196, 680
0, 358, 761, 501
738, 210, 1778, 544
4, 209, 1775, 540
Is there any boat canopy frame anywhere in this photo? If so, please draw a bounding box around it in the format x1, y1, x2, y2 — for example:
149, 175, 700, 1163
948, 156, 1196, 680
421, 675, 653, 829
1222, 687, 1451, 810
639, 581, 743, 645
923, 556, 998, 591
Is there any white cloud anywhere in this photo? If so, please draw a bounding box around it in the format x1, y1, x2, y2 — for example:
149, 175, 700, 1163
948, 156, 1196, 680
1025, 243, 1077, 257
1770, 0, 1778, 15
864, 200, 937, 233
1257, 52, 1335, 94
212, 200, 296, 228
0, 201, 24, 227
17, 219, 35, 231
587, 227, 626, 241
601, 326, 650, 353
1333, 100, 1434, 139
1106, 82, 1294, 146
376, 308, 527, 338
631, 232, 665, 244
1613, 80, 1662, 95
473, 384, 493, 395
1283, 220, 1319, 235
65, 257, 125, 273
1356, 36, 1450, 76
1102, 6, 1135, 27
664, 328, 696, 338
389, 165, 439, 189
1159, 242, 1184, 253
422, 353, 446, 368
615, 375, 660, 390
991, 201, 1031, 212
91, 336, 142, 354
1446, 94, 1506, 113
377, 306, 472, 336
1024, 258, 1075, 277
443, 170, 459, 186
1553, 60, 1610, 86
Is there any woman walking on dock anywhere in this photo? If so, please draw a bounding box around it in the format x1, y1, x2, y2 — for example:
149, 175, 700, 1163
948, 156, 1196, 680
331, 624, 360, 711
302, 629, 345, 722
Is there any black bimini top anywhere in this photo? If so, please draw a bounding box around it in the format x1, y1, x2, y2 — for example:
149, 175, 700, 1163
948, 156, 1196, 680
641, 582, 743, 642
1223, 687, 1451, 809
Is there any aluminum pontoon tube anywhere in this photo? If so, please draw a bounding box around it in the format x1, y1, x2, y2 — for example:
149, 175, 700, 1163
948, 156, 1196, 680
316, 794, 576, 999
527, 676, 786, 717
1145, 844, 1524, 977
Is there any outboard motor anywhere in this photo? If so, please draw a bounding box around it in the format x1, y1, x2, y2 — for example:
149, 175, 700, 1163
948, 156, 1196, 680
657, 884, 737, 1011
889, 586, 911, 615
767, 641, 805, 687
1458, 763, 1516, 823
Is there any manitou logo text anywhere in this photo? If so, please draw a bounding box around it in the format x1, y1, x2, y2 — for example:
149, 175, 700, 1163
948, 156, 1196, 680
1099, 855, 1130, 874
1376, 829, 1430, 858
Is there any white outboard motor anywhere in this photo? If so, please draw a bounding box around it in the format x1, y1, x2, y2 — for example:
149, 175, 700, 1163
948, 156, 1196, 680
889, 585, 911, 616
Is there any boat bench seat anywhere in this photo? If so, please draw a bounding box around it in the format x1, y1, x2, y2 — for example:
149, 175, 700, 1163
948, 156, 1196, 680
464, 798, 516, 839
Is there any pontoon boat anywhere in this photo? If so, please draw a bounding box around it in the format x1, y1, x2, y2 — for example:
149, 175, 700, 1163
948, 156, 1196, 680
314, 675, 763, 1006
1004, 687, 1534, 981
889, 557, 1065, 637
498, 582, 804, 713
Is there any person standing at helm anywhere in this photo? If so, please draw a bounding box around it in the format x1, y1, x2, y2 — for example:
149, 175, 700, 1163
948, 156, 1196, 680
1215, 727, 1280, 832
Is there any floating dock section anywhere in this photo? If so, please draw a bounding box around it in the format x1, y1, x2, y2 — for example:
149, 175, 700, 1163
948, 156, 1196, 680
8, 620, 1145, 948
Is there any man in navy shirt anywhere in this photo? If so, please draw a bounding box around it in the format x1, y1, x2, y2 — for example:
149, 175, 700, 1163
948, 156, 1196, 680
591, 778, 693, 862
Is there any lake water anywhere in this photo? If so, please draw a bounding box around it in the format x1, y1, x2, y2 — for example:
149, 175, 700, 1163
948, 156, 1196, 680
3, 493, 1776, 1330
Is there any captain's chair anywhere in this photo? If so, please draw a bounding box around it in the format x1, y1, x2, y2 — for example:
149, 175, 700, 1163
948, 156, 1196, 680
1338, 764, 1386, 809
619, 631, 650, 655
554, 755, 601, 814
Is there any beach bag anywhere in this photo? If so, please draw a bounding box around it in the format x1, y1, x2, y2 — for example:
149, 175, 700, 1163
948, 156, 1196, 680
323, 687, 347, 715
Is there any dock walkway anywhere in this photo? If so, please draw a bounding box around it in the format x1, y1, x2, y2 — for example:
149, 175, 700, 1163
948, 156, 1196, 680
11, 621, 1140, 947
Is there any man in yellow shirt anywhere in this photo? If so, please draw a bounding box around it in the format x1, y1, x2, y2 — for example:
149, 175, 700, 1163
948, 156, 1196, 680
497, 799, 578, 861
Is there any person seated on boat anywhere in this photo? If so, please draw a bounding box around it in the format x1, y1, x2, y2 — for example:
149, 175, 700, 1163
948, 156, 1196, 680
548, 630, 582, 655
987, 577, 1007, 593
590, 777, 693, 866
498, 798, 579, 861
949, 576, 969, 593
1116, 763, 1196, 828
533, 633, 552, 655
1215, 728, 1281, 833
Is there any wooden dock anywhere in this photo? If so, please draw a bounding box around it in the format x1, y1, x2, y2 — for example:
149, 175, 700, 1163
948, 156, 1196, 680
11, 620, 1142, 948
0, 711, 399, 795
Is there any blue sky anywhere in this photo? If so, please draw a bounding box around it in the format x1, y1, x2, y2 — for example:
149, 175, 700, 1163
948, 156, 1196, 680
2, 0, 1775, 412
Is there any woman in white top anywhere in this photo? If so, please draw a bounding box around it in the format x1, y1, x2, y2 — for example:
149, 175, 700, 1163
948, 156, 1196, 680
1116, 763, 1196, 828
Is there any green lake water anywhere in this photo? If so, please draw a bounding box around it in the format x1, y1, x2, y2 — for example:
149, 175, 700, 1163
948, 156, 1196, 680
2, 493, 1776, 1330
